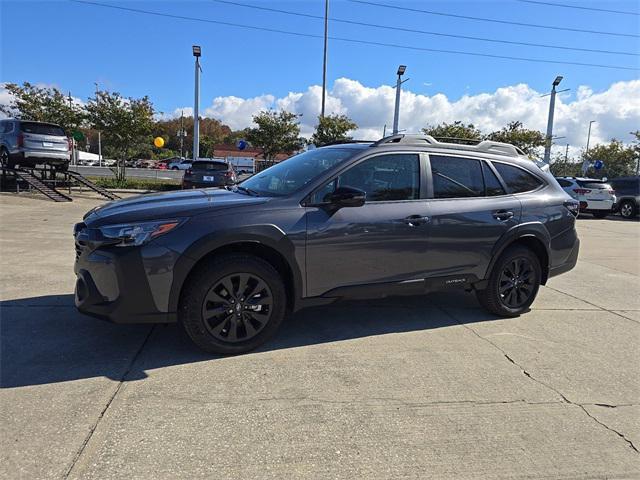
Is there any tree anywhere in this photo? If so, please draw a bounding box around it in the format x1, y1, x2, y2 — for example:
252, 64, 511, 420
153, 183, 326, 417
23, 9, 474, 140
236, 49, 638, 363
422, 121, 482, 141
246, 110, 303, 160
549, 153, 582, 177
486, 121, 545, 156
311, 114, 357, 146
0, 82, 84, 133
583, 139, 637, 179
85, 90, 155, 182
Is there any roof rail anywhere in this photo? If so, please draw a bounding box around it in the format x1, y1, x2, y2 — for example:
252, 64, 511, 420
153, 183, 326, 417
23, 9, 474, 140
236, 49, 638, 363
372, 134, 525, 157
322, 139, 375, 146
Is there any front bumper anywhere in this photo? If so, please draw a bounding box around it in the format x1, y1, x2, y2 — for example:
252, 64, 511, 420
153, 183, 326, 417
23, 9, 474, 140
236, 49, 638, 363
74, 243, 180, 324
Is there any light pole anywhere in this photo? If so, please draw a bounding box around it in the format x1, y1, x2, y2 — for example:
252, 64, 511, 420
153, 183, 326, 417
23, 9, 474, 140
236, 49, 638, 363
321, 0, 329, 118
543, 75, 563, 164
392, 65, 407, 135
581, 120, 596, 175
192, 45, 201, 161
178, 110, 187, 159
94, 82, 102, 167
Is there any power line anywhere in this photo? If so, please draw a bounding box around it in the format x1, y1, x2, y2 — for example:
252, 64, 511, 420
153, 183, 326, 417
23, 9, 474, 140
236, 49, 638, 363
348, 0, 640, 38
70, 0, 638, 71
517, 0, 640, 16
213, 0, 637, 56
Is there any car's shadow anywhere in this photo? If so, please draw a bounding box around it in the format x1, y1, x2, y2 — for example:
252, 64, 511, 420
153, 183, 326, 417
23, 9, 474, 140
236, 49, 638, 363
1, 292, 494, 388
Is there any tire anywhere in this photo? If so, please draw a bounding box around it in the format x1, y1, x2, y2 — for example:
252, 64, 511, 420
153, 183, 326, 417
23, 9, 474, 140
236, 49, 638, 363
179, 254, 287, 355
476, 245, 542, 317
592, 210, 609, 219
172, 166, 179, 170
55, 162, 69, 173
619, 200, 638, 220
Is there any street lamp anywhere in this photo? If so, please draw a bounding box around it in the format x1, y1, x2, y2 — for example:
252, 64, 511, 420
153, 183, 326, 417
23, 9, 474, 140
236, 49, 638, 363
543, 75, 564, 164
192, 45, 202, 161
392, 65, 407, 135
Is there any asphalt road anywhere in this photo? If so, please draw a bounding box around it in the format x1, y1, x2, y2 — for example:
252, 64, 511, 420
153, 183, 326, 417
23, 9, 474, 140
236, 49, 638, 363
1, 192, 638, 479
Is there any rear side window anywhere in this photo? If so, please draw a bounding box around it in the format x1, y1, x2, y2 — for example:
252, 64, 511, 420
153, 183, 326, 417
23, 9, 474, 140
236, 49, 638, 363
430, 155, 484, 198
482, 162, 506, 196
20, 122, 66, 136
493, 162, 543, 193
192, 161, 228, 171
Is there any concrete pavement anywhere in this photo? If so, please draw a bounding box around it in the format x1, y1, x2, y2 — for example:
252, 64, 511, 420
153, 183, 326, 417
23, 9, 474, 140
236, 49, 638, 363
1, 192, 638, 479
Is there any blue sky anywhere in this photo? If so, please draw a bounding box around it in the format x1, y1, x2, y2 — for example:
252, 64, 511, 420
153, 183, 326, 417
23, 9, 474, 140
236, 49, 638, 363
2, 0, 638, 110
1, 1, 638, 148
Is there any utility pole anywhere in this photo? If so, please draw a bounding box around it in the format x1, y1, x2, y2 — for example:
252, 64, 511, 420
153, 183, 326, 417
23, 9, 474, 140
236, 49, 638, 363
565, 144, 569, 162
392, 65, 407, 135
179, 110, 186, 159
94, 83, 102, 167
68, 92, 76, 167
321, 0, 329, 118
192, 45, 202, 161
582, 120, 596, 175
543, 75, 563, 164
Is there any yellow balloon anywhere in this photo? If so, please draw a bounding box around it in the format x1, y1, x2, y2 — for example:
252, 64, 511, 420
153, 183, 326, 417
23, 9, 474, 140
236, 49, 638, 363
154, 137, 165, 148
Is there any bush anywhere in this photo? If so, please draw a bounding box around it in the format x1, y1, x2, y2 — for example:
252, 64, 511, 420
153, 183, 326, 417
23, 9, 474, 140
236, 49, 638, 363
86, 177, 181, 191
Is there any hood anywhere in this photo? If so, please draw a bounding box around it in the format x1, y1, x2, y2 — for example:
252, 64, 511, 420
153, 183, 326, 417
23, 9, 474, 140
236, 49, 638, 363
83, 188, 270, 226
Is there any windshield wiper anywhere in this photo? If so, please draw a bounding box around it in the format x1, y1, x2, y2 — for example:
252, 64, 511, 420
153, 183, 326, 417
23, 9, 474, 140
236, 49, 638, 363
234, 186, 260, 196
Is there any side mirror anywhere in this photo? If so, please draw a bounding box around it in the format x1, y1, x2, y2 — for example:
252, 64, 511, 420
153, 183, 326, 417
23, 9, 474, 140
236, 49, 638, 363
327, 186, 366, 208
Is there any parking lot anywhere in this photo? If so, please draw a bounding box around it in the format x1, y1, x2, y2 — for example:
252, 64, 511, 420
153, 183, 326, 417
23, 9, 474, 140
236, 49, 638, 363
1, 192, 638, 479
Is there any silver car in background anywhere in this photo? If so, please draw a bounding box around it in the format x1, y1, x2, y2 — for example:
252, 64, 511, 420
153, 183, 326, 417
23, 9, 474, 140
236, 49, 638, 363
0, 119, 71, 171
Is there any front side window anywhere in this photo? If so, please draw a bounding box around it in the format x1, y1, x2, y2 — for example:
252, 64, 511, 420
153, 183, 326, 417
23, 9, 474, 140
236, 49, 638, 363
493, 162, 543, 193
311, 154, 420, 203
241, 148, 355, 197
430, 155, 484, 198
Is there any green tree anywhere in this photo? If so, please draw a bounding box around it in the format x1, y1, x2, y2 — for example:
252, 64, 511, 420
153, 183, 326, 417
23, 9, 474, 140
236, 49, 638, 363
584, 139, 637, 179
246, 110, 303, 160
486, 121, 545, 156
0, 82, 85, 133
85, 90, 155, 182
549, 153, 582, 177
422, 121, 483, 141
311, 114, 357, 146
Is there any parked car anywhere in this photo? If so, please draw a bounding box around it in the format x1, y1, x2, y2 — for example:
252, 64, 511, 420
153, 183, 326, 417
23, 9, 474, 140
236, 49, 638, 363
610, 176, 639, 219
74, 134, 580, 354
182, 160, 237, 188
168, 159, 193, 170
555, 177, 616, 218
0, 119, 71, 171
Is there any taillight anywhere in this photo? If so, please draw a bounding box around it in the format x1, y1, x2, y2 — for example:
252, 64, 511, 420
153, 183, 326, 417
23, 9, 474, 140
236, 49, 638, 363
573, 188, 591, 195
224, 171, 233, 177
17, 133, 24, 148
185, 168, 192, 175
608, 189, 615, 195
563, 199, 580, 217
67, 137, 72, 151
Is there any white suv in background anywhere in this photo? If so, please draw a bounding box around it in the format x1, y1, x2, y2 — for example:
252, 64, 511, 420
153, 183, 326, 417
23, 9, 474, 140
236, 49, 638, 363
555, 177, 616, 218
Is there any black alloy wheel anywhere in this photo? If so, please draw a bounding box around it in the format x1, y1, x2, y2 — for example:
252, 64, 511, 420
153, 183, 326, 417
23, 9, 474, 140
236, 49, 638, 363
498, 257, 535, 309
201, 273, 273, 343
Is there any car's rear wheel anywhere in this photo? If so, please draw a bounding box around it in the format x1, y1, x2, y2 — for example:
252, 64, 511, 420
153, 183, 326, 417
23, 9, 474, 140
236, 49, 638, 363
476, 245, 541, 317
592, 210, 609, 219
179, 254, 287, 354
619, 200, 638, 219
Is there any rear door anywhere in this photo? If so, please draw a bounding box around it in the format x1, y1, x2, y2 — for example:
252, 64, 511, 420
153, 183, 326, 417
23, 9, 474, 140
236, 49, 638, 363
423, 155, 522, 282
19, 122, 69, 153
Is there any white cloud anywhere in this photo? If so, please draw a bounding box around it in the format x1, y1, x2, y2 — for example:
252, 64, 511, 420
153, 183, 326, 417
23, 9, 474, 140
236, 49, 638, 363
3, 79, 638, 155
192, 78, 639, 154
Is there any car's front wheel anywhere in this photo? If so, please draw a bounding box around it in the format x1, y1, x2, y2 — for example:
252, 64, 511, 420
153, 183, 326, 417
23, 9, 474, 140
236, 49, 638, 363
619, 200, 638, 220
476, 245, 541, 317
179, 254, 287, 354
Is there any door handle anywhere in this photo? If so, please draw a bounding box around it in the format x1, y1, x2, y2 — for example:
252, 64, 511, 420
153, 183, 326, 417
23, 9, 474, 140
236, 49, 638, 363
403, 215, 430, 226
492, 210, 514, 221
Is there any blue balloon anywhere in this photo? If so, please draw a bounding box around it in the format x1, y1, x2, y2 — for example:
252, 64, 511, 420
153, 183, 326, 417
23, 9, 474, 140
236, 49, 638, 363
237, 140, 247, 151
594, 160, 604, 170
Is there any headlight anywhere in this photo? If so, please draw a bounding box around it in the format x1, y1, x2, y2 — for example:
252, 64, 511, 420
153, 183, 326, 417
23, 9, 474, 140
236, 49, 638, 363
99, 219, 184, 247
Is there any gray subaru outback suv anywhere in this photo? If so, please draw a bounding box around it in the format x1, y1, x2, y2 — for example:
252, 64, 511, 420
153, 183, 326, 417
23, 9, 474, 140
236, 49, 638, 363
0, 119, 71, 170
74, 134, 580, 354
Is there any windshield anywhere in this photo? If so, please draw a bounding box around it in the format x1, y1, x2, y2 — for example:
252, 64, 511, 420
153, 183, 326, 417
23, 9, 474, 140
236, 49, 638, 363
239, 148, 356, 197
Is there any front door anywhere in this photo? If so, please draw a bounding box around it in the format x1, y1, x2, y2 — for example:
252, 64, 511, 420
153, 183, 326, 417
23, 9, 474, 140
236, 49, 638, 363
305, 153, 431, 297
